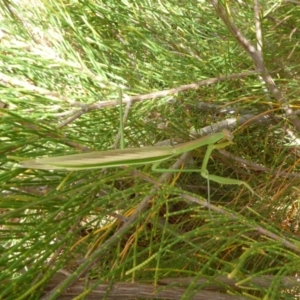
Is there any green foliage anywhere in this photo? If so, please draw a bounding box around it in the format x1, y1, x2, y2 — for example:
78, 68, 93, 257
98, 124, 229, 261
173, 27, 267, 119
1, 0, 300, 299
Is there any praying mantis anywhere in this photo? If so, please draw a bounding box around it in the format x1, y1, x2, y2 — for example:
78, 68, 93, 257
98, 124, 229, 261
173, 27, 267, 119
19, 130, 254, 195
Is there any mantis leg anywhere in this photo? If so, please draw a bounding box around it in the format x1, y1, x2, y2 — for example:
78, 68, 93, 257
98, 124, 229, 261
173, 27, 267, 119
200, 143, 255, 195
152, 141, 255, 195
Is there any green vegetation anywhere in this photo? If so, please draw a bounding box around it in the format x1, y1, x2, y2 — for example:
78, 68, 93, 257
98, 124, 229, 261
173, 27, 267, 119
1, 0, 300, 299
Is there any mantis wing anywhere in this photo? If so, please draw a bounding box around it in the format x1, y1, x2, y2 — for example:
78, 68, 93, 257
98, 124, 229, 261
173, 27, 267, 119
19, 146, 175, 170
19, 132, 233, 171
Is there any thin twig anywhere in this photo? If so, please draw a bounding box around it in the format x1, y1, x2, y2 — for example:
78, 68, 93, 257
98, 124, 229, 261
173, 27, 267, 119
254, 0, 263, 60
88, 71, 258, 110
254, 0, 270, 100
218, 149, 300, 178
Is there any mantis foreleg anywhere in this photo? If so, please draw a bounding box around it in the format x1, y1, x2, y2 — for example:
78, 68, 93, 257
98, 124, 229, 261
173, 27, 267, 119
152, 140, 254, 195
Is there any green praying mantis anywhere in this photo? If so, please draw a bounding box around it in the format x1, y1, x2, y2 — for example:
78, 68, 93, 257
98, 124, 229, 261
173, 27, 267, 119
19, 130, 255, 195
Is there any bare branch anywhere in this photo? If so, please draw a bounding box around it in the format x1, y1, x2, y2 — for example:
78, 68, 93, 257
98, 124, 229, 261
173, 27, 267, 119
211, 0, 300, 131
88, 71, 258, 111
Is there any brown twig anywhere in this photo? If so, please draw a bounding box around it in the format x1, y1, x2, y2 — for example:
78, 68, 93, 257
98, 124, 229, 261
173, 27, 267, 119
42, 271, 300, 299
217, 149, 300, 178
43, 279, 249, 300
0, 69, 259, 129
88, 71, 258, 110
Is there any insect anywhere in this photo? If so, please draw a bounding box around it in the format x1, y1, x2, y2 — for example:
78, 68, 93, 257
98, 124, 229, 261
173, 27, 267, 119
19, 130, 254, 194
